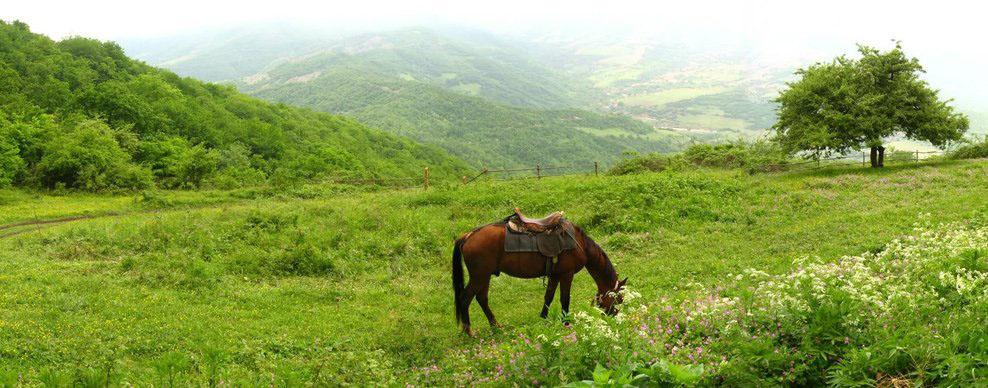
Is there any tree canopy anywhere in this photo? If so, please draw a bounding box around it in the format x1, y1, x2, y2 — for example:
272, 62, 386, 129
0, 20, 469, 190
773, 43, 969, 167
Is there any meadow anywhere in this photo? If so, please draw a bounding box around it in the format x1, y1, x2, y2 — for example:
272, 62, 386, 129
1, 159, 987, 385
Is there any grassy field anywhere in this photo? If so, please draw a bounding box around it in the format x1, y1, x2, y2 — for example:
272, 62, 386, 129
1, 160, 987, 385
620, 87, 727, 108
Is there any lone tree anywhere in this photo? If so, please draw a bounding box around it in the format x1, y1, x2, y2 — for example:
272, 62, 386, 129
773, 43, 968, 167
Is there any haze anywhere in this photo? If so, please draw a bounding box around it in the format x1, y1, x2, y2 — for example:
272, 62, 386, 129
5, 0, 986, 108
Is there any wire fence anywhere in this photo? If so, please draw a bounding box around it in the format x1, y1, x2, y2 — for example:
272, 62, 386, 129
464, 162, 602, 184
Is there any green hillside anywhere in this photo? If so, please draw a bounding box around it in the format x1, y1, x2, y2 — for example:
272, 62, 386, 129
122, 24, 334, 83
132, 27, 592, 109
243, 67, 681, 167
1, 159, 986, 384
0, 21, 469, 190
126, 27, 680, 167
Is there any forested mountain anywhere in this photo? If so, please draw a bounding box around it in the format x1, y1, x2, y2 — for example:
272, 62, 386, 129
130, 27, 592, 109
0, 21, 469, 190
244, 67, 681, 167
126, 27, 682, 167
121, 24, 336, 83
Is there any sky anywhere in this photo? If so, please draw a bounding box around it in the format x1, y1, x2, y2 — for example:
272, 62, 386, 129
3, 0, 986, 107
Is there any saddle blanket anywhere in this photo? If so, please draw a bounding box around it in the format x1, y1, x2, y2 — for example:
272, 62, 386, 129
504, 222, 578, 257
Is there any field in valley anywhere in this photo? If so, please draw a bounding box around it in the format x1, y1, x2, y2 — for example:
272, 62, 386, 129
1, 159, 987, 385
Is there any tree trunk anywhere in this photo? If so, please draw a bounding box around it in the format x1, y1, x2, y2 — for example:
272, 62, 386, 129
878, 146, 885, 167
870, 146, 879, 168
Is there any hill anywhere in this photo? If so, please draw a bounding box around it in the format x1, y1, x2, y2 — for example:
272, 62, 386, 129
127, 26, 681, 167
242, 66, 681, 167
529, 34, 988, 137
120, 23, 336, 83
513, 33, 789, 137
126, 25, 988, 142
1, 159, 986, 384
130, 27, 591, 109
0, 21, 470, 190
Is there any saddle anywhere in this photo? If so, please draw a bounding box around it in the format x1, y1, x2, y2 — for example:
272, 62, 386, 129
510, 208, 564, 233
504, 208, 576, 261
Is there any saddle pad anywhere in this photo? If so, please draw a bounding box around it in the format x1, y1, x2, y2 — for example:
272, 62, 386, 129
503, 223, 578, 256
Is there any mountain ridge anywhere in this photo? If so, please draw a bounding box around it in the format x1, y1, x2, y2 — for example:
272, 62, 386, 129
0, 20, 470, 190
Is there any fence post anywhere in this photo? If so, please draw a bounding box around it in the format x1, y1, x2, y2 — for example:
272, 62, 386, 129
594, 161, 599, 177
423, 167, 429, 189
915, 150, 920, 163
536, 164, 541, 179
862, 152, 866, 166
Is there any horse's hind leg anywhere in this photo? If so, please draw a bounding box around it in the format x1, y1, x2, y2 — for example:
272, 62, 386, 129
460, 281, 477, 336
474, 275, 501, 328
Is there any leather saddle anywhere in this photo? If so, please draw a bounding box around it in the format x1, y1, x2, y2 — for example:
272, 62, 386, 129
510, 208, 563, 233
504, 208, 576, 260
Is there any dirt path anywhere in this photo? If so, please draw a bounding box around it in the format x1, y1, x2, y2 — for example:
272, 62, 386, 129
0, 213, 121, 239
0, 199, 280, 240
0, 200, 249, 240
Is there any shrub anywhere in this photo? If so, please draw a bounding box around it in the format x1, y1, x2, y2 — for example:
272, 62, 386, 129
35, 119, 153, 190
608, 153, 678, 175
610, 140, 791, 175
949, 136, 988, 160
205, 143, 267, 189
0, 137, 24, 187
138, 137, 221, 189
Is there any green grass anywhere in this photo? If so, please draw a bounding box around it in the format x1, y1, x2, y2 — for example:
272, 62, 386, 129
589, 67, 645, 88
620, 87, 727, 108
678, 113, 749, 131
1, 160, 987, 384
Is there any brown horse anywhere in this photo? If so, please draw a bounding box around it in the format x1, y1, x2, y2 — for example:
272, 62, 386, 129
452, 220, 626, 335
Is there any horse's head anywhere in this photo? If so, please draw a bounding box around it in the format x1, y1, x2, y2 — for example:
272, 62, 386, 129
595, 277, 628, 316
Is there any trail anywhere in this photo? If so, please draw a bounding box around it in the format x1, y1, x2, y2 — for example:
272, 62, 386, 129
0, 213, 121, 240
0, 201, 247, 240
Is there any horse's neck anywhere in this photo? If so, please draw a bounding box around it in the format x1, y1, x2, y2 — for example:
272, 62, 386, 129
586, 250, 617, 292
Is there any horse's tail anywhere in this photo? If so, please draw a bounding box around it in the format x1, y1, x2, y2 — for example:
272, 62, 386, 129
452, 236, 466, 326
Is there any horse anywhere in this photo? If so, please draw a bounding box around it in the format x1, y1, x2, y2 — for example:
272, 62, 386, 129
451, 219, 626, 336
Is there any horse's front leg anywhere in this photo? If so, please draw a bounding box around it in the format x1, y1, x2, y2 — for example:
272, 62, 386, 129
540, 276, 559, 318
559, 273, 575, 318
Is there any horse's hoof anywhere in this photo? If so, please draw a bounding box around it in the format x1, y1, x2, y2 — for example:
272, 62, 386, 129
463, 328, 474, 337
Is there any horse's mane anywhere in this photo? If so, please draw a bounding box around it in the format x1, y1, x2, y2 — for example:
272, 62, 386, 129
573, 224, 617, 283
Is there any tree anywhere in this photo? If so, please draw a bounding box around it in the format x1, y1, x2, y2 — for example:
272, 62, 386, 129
774, 43, 969, 167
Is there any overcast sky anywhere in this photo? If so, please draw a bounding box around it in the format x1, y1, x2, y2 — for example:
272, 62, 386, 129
4, 0, 986, 107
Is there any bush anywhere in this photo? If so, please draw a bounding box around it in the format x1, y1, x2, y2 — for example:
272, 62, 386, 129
0, 137, 24, 187
420, 220, 988, 386
138, 137, 221, 189
949, 136, 988, 160
608, 153, 677, 175
610, 140, 791, 175
205, 143, 267, 189
35, 119, 153, 190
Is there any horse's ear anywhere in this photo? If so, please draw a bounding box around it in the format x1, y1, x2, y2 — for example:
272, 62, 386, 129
619, 277, 628, 287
